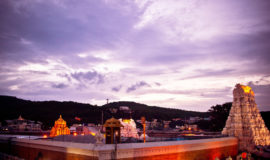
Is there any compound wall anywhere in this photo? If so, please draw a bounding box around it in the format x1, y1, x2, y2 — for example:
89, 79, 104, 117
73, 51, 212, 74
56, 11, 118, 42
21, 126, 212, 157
0, 136, 238, 160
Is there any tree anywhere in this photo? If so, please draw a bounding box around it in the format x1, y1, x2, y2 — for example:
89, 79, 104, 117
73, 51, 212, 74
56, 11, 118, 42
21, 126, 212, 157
208, 102, 232, 131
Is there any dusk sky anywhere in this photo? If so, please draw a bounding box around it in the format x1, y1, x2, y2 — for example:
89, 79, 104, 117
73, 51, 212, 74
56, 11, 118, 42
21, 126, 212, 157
1, 0, 270, 111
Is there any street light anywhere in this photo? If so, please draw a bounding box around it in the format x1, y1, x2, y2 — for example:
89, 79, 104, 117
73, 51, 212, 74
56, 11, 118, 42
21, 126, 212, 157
113, 130, 119, 160
141, 117, 146, 143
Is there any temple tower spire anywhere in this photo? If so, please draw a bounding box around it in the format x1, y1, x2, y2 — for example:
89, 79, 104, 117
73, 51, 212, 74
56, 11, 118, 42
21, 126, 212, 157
222, 84, 270, 151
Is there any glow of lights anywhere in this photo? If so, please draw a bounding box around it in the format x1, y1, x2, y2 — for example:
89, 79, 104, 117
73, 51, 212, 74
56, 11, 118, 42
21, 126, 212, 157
183, 134, 195, 136
43, 135, 48, 138
90, 132, 96, 136
81, 133, 84, 136
241, 85, 252, 93
241, 152, 247, 158
122, 119, 131, 123
73, 132, 77, 136
211, 151, 221, 160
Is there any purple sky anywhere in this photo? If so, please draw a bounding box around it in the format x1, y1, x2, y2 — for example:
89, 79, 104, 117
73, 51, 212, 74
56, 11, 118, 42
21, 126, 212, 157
1, 0, 270, 111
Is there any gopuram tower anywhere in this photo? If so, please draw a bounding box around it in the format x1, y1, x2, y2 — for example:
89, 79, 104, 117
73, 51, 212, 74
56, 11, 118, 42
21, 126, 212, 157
222, 84, 270, 151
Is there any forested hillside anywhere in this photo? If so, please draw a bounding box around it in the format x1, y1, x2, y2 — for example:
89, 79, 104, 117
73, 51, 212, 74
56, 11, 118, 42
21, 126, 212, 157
1, 95, 269, 131
0, 95, 207, 129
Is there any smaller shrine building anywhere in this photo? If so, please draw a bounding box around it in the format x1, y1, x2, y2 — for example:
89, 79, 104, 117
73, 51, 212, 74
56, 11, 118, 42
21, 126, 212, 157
50, 115, 70, 137
5, 115, 42, 132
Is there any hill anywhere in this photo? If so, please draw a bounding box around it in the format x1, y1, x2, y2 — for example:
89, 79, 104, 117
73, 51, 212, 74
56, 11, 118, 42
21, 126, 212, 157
1, 95, 269, 131
0, 95, 208, 129
102, 101, 208, 121
0, 95, 101, 129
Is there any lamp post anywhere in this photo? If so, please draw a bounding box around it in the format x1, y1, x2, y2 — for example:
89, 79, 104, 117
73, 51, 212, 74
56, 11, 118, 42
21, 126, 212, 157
141, 117, 146, 143
113, 130, 119, 160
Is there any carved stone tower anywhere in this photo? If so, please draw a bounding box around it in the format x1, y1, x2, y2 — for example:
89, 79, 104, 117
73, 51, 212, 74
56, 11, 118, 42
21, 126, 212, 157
222, 84, 270, 151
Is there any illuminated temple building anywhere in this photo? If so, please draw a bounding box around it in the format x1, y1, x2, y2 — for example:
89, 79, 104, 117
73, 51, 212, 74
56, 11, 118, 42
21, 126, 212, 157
117, 106, 139, 139
222, 84, 270, 151
50, 115, 70, 137
119, 118, 139, 138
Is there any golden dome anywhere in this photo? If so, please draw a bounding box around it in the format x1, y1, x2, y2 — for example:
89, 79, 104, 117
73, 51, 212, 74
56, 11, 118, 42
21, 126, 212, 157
55, 115, 67, 125
50, 115, 70, 137
104, 117, 123, 128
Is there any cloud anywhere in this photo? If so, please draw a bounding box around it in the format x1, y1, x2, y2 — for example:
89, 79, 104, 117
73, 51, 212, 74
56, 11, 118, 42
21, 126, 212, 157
247, 80, 270, 111
0, 0, 270, 111
70, 71, 104, 84
133, 87, 232, 98
126, 81, 150, 93
134, 0, 270, 42
181, 69, 235, 80
51, 83, 68, 89
112, 85, 122, 92
0, 0, 138, 62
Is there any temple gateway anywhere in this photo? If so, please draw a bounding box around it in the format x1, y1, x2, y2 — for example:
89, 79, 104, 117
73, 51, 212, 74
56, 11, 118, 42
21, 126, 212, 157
222, 84, 270, 151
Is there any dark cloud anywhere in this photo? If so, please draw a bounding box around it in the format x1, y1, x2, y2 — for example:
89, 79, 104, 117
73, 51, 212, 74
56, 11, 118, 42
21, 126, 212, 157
199, 87, 232, 98
0, 0, 138, 63
0, 0, 270, 111
247, 80, 270, 111
112, 85, 122, 92
70, 71, 104, 84
126, 81, 150, 93
124, 31, 204, 66
51, 83, 68, 89
218, 31, 270, 61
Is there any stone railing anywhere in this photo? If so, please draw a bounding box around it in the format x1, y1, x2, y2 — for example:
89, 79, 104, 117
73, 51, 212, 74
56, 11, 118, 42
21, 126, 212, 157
0, 136, 238, 160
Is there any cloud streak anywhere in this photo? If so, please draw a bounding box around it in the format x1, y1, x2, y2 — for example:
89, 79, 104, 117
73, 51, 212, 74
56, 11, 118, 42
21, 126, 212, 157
127, 81, 150, 93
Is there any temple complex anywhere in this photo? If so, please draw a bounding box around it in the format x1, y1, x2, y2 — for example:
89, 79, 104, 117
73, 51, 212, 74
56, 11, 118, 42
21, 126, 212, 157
119, 118, 139, 138
222, 84, 270, 151
5, 115, 42, 132
50, 115, 70, 137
